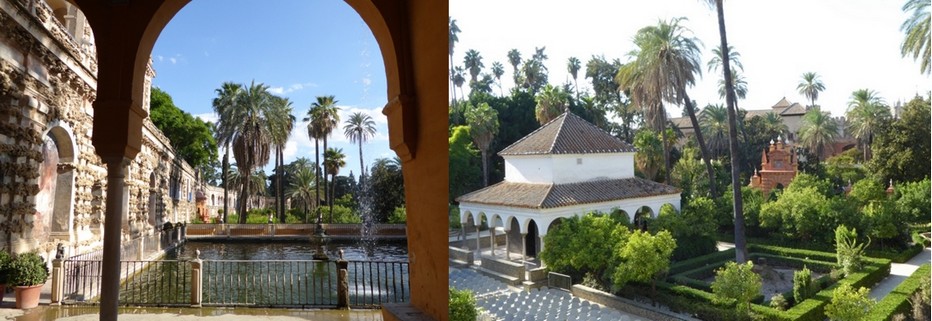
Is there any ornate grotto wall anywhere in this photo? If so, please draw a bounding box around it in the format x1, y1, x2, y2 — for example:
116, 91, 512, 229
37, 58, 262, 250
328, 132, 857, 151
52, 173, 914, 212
0, 0, 199, 259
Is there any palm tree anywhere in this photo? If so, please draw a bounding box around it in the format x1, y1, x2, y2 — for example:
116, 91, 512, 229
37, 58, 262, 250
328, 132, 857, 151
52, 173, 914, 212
717, 69, 747, 101
797, 72, 826, 108
799, 106, 839, 159
534, 84, 569, 125
267, 96, 294, 223
449, 17, 461, 104
464, 102, 499, 187
211, 82, 242, 223
220, 81, 273, 223
507, 49, 522, 85
305, 95, 340, 225
287, 165, 316, 223
707, 44, 744, 73
702, 0, 748, 263
343, 112, 377, 178
901, 0, 930, 75
452, 66, 466, 104
846, 89, 890, 161
700, 104, 729, 158
617, 17, 716, 194
464, 49, 484, 83
491, 62, 505, 96
323, 148, 346, 223
567, 56, 582, 100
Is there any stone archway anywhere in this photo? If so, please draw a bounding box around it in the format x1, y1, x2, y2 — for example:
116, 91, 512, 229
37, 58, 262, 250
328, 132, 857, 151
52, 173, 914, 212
526, 220, 539, 257
67, 0, 446, 318
37, 123, 78, 245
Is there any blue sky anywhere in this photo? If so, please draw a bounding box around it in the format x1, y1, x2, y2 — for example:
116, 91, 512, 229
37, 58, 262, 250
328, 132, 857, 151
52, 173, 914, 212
451, 0, 929, 118
151, 0, 391, 177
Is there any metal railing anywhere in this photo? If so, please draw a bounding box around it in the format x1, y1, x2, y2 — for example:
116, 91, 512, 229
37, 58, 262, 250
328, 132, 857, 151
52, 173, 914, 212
202, 260, 336, 307
347, 261, 409, 307
56, 258, 409, 308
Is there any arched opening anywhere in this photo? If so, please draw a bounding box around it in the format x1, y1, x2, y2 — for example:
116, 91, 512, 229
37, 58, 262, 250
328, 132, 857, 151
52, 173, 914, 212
526, 220, 539, 257
634, 206, 654, 231
38, 124, 77, 244
64, 0, 445, 318
609, 207, 632, 226
507, 217, 522, 257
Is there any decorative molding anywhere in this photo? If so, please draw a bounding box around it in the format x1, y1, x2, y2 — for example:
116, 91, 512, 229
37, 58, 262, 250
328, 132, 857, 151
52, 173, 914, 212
383, 94, 416, 162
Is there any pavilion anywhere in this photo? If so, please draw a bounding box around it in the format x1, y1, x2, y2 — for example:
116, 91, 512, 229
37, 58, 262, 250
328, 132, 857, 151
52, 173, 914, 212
457, 112, 681, 266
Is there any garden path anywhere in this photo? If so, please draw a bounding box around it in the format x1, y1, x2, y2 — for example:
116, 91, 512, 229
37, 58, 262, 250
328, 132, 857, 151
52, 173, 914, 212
715, 241, 931, 301
868, 247, 930, 300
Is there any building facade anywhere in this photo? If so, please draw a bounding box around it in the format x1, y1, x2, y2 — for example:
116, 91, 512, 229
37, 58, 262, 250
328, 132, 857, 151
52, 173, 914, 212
0, 0, 209, 259
748, 137, 798, 196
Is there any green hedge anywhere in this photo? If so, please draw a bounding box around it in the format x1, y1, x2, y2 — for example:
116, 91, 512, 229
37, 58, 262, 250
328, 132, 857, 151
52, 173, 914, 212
865, 264, 931, 321
719, 234, 923, 263
866, 244, 924, 263
655, 244, 891, 321
669, 248, 736, 275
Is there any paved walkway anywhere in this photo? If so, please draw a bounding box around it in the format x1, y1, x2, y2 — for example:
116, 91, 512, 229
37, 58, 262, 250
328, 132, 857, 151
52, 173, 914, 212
868, 248, 931, 300
11, 306, 381, 321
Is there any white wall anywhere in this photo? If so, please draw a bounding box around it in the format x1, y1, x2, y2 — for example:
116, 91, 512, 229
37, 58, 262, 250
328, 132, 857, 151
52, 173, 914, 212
504, 157, 553, 183
503, 153, 635, 184
551, 153, 634, 184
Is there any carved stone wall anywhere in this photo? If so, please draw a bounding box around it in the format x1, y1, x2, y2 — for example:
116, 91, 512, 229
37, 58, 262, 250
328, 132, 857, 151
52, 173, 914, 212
0, 1, 199, 257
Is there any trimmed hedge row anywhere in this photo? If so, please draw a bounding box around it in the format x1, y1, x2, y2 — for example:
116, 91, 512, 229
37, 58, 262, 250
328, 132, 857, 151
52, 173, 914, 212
668, 248, 736, 275
654, 244, 891, 321
718, 234, 924, 263
866, 244, 924, 263
865, 264, 931, 321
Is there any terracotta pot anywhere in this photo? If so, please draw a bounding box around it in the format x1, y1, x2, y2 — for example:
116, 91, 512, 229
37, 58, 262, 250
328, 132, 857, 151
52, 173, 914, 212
14, 284, 42, 309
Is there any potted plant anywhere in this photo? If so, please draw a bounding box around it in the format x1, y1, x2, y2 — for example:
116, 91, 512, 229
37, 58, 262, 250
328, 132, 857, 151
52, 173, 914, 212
9, 253, 48, 309
0, 251, 11, 298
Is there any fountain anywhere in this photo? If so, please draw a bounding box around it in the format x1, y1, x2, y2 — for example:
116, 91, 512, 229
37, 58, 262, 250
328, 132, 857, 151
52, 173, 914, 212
311, 207, 330, 260
355, 176, 378, 259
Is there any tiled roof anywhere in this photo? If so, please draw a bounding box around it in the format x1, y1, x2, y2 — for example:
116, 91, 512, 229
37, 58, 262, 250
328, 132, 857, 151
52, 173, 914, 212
499, 112, 636, 156
781, 103, 807, 115
455, 178, 680, 209
773, 97, 791, 109
670, 117, 693, 129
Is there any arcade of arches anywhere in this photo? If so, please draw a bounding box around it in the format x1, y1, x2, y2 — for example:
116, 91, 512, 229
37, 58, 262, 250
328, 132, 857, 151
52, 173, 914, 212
1, 0, 447, 320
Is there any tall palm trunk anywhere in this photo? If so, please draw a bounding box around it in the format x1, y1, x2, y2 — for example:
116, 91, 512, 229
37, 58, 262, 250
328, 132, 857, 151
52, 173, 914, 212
238, 168, 249, 224
314, 138, 322, 225
222, 150, 229, 224
277, 147, 285, 223
682, 92, 718, 197
450, 55, 457, 105
329, 172, 336, 223
714, 0, 748, 263
660, 104, 672, 184
481, 150, 489, 187
322, 137, 330, 223
358, 140, 365, 178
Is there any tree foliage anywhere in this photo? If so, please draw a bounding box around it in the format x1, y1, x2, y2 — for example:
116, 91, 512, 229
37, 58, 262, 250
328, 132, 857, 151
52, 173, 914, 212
369, 157, 405, 223
540, 213, 629, 282
711, 261, 762, 318
611, 229, 676, 292
149, 87, 218, 168
868, 95, 930, 183
835, 225, 869, 276
448, 126, 481, 203
825, 283, 875, 321
648, 200, 717, 261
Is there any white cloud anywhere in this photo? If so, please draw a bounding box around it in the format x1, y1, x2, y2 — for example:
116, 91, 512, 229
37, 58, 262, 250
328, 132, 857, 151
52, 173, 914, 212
156, 55, 164, 62
361, 77, 372, 86
193, 112, 218, 124
268, 82, 318, 96
169, 57, 177, 64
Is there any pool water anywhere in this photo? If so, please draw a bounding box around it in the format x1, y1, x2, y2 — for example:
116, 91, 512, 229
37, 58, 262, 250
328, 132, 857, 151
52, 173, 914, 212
169, 240, 408, 261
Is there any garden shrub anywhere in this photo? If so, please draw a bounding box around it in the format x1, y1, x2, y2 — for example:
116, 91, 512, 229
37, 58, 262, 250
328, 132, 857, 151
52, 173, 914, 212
770, 293, 788, 311
836, 225, 869, 276
669, 248, 735, 275
449, 206, 462, 229
825, 283, 875, 321
894, 178, 930, 225
449, 287, 478, 321
711, 261, 762, 319
793, 266, 817, 304
648, 199, 717, 261
388, 206, 406, 223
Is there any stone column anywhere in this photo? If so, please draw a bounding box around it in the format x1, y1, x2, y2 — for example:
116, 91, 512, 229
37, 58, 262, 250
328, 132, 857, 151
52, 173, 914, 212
475, 225, 481, 256
490, 227, 495, 256
190, 250, 202, 307
504, 229, 510, 260
50, 258, 64, 305
538, 236, 546, 268
521, 233, 528, 279
100, 157, 129, 321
